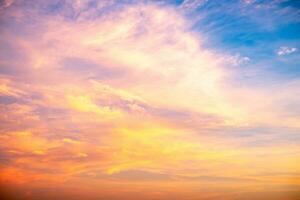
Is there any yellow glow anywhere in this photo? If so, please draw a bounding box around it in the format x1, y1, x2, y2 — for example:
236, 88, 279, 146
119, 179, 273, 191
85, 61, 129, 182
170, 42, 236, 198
0, 1, 299, 200
67, 94, 122, 118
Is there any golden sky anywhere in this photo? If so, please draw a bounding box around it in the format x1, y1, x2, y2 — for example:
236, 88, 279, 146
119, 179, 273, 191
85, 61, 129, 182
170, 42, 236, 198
0, 0, 300, 199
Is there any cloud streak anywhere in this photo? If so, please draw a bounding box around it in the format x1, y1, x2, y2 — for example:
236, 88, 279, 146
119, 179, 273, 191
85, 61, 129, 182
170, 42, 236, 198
277, 46, 297, 56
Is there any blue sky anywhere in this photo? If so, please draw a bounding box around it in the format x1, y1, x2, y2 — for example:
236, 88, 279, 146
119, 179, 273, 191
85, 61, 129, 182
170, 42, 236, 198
181, 0, 300, 79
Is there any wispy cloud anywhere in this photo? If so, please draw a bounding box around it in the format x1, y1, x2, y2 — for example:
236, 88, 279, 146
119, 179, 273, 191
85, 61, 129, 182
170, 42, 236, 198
277, 46, 297, 56
179, 0, 208, 10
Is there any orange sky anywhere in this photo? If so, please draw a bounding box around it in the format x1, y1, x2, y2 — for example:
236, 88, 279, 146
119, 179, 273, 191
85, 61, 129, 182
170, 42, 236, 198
0, 0, 300, 200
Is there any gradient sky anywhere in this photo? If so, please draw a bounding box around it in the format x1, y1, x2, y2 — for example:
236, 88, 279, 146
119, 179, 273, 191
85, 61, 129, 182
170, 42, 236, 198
0, 0, 300, 200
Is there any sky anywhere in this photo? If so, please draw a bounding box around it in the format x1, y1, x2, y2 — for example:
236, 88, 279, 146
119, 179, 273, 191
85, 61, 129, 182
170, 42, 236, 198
0, 0, 300, 199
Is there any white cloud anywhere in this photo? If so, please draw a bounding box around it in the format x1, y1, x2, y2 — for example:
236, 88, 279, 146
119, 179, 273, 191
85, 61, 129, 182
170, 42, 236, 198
243, 0, 254, 5
277, 46, 297, 56
228, 54, 251, 66
180, 0, 208, 10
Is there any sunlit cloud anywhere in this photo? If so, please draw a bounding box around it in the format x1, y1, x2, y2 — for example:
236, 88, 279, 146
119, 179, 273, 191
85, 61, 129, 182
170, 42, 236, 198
0, 0, 300, 199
